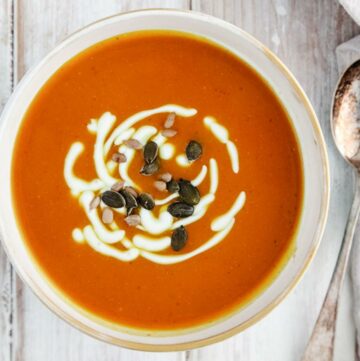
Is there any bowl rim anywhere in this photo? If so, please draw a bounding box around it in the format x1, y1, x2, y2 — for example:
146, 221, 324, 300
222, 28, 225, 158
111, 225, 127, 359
0, 8, 330, 351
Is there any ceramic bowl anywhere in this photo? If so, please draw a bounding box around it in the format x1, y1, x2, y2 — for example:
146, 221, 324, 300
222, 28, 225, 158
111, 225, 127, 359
0, 9, 330, 351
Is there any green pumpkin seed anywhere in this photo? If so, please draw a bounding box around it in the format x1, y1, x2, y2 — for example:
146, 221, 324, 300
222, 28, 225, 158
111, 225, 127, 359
186, 140, 202, 161
171, 226, 188, 251
178, 179, 200, 205
138, 193, 155, 210
143, 141, 158, 164
101, 190, 125, 208
167, 202, 194, 218
120, 189, 138, 209
166, 179, 180, 193
140, 158, 160, 176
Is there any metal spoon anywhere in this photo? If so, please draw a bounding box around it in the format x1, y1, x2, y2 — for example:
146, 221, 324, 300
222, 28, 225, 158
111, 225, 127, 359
302, 60, 360, 360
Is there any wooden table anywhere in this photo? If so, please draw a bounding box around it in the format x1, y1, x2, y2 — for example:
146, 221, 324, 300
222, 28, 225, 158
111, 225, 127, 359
1, 1, 359, 360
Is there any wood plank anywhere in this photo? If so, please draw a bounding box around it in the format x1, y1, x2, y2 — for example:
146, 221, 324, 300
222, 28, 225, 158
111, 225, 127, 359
190, 0, 360, 360
0, 1, 17, 361
13, 1, 189, 361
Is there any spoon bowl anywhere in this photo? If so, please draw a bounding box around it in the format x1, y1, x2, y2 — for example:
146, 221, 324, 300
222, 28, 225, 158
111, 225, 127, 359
332, 59, 360, 169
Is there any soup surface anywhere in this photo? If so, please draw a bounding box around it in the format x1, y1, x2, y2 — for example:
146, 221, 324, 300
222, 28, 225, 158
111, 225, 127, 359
12, 31, 302, 330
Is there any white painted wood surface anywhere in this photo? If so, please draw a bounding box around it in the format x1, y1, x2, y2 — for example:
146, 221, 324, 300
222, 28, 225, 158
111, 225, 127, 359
0, 1, 359, 360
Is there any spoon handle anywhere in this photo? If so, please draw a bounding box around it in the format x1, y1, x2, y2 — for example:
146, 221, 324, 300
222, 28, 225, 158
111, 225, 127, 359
301, 175, 360, 361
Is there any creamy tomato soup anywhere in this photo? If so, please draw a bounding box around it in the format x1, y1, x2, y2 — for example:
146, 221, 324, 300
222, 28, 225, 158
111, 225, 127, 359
12, 31, 302, 330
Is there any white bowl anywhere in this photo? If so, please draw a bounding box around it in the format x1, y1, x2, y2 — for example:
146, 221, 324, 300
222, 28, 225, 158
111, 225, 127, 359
0, 9, 330, 351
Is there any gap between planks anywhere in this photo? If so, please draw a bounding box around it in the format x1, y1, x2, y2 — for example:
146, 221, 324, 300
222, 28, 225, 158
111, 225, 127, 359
1, 1, 17, 361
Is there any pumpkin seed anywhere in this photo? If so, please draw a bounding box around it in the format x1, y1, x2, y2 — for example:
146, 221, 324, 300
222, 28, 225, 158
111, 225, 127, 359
102, 207, 114, 224
124, 139, 143, 149
120, 189, 138, 209
186, 140, 202, 161
143, 141, 158, 164
89, 196, 101, 210
154, 180, 167, 192
138, 193, 155, 210
124, 214, 141, 226
166, 179, 180, 193
159, 172, 172, 182
178, 179, 200, 205
111, 152, 127, 163
164, 112, 176, 128
167, 202, 194, 218
124, 186, 138, 197
140, 158, 160, 176
171, 226, 188, 251
111, 181, 125, 191
101, 190, 125, 208
161, 129, 177, 138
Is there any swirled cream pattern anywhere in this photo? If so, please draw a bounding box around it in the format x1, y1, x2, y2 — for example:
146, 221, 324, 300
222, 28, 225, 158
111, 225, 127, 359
64, 104, 246, 264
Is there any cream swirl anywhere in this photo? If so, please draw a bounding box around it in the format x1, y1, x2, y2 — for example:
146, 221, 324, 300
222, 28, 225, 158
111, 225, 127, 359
64, 104, 246, 265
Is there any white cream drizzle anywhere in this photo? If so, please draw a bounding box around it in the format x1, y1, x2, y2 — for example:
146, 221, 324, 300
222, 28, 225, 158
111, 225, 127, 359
209, 158, 219, 194
139, 208, 173, 235
72, 228, 85, 243
152, 132, 167, 146
155, 193, 178, 206
204, 116, 240, 174
140, 219, 235, 265
192, 165, 208, 186
94, 112, 119, 186
114, 128, 135, 146
132, 235, 170, 252
159, 143, 175, 160
204, 116, 229, 142
226, 141, 239, 174
64, 104, 246, 265
87, 119, 98, 134
83, 226, 139, 262
64, 142, 104, 196
104, 104, 197, 153
106, 160, 117, 173
211, 192, 246, 232
176, 154, 191, 167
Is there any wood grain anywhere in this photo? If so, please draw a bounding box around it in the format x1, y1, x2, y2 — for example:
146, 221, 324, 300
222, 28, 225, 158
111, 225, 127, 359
0, 1, 359, 360
0, 1, 17, 361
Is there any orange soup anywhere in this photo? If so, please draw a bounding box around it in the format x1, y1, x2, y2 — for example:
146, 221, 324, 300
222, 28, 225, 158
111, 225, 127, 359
12, 31, 302, 330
